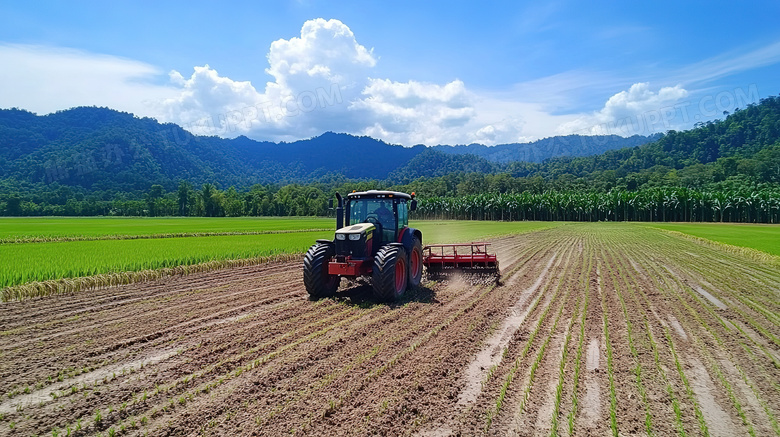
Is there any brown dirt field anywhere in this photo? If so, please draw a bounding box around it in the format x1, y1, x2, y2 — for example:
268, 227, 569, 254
0, 223, 778, 436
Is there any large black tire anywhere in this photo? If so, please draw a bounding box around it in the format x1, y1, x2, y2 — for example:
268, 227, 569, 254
372, 245, 408, 301
408, 237, 423, 288
303, 242, 340, 299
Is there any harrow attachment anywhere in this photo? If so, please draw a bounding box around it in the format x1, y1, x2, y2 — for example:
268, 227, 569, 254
422, 242, 500, 277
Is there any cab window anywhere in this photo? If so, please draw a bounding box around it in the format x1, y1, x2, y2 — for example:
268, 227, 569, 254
397, 200, 408, 230
349, 198, 400, 241
349, 199, 394, 229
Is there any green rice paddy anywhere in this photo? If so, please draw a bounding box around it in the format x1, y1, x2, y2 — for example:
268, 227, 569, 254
0, 217, 557, 289
648, 223, 780, 256
0, 217, 333, 240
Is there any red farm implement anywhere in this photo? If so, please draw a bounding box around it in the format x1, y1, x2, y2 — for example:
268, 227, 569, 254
422, 242, 499, 276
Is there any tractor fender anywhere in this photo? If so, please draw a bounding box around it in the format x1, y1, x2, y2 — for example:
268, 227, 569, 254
397, 227, 422, 253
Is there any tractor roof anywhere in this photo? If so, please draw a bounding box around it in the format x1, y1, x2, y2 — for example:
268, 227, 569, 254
347, 190, 412, 200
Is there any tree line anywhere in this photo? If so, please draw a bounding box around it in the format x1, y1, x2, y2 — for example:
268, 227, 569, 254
2, 179, 778, 223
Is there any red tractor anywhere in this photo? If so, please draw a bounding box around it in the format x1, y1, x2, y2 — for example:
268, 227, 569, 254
303, 190, 423, 301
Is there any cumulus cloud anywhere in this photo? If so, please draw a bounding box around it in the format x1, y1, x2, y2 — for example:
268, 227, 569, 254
157, 66, 265, 135
265, 18, 375, 91
557, 82, 689, 136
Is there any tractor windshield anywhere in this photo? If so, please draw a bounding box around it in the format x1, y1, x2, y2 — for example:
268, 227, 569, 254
348, 199, 396, 241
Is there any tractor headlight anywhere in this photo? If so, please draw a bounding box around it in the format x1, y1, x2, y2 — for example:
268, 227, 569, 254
348, 233, 361, 241
336, 233, 346, 240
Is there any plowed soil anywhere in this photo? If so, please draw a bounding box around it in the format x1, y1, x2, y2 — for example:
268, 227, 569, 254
1, 224, 778, 436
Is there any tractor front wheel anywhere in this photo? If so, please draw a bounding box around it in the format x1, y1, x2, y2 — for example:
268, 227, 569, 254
372, 245, 408, 301
303, 242, 340, 299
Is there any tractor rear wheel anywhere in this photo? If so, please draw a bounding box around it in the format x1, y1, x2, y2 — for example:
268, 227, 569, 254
408, 237, 423, 288
303, 242, 340, 299
372, 245, 408, 301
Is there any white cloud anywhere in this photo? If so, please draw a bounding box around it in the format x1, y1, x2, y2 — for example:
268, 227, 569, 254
266, 18, 376, 91
601, 82, 688, 120
156, 65, 265, 135
557, 82, 689, 136
350, 78, 475, 145
0, 43, 175, 115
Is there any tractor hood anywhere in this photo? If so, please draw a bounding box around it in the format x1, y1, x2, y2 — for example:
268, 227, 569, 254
335, 223, 375, 235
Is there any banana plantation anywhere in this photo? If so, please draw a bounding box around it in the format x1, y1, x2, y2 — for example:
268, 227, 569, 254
414, 187, 780, 223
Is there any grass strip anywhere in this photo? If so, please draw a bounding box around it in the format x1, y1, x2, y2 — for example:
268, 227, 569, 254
603, 245, 654, 435
1, 253, 300, 302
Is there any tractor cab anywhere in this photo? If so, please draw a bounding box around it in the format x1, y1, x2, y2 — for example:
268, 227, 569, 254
345, 191, 412, 247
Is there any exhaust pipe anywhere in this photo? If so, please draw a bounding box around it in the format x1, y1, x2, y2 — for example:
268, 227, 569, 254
334, 192, 344, 230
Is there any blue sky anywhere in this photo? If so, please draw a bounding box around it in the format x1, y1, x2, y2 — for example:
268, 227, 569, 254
1, 1, 779, 145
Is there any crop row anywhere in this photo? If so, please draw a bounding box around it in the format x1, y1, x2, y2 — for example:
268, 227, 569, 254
476, 224, 778, 436
34, 302, 371, 435
565, 245, 592, 436
602, 237, 685, 436
610, 226, 779, 436
260, 234, 564, 436
483, 236, 580, 432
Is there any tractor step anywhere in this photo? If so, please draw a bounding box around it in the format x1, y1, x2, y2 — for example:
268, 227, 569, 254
422, 242, 499, 275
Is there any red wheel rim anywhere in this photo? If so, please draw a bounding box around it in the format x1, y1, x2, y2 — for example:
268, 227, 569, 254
411, 249, 420, 278
395, 257, 407, 293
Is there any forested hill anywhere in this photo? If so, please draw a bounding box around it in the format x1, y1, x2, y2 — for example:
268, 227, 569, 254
0, 107, 424, 189
507, 95, 780, 185
0, 106, 657, 191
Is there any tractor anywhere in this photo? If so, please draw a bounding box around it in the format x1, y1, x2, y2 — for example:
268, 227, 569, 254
303, 190, 500, 301
303, 190, 423, 301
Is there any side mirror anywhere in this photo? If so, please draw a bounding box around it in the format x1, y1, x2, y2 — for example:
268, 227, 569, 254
328, 199, 334, 209
410, 199, 417, 211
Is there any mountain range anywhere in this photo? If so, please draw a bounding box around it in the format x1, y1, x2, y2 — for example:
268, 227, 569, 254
0, 106, 658, 191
